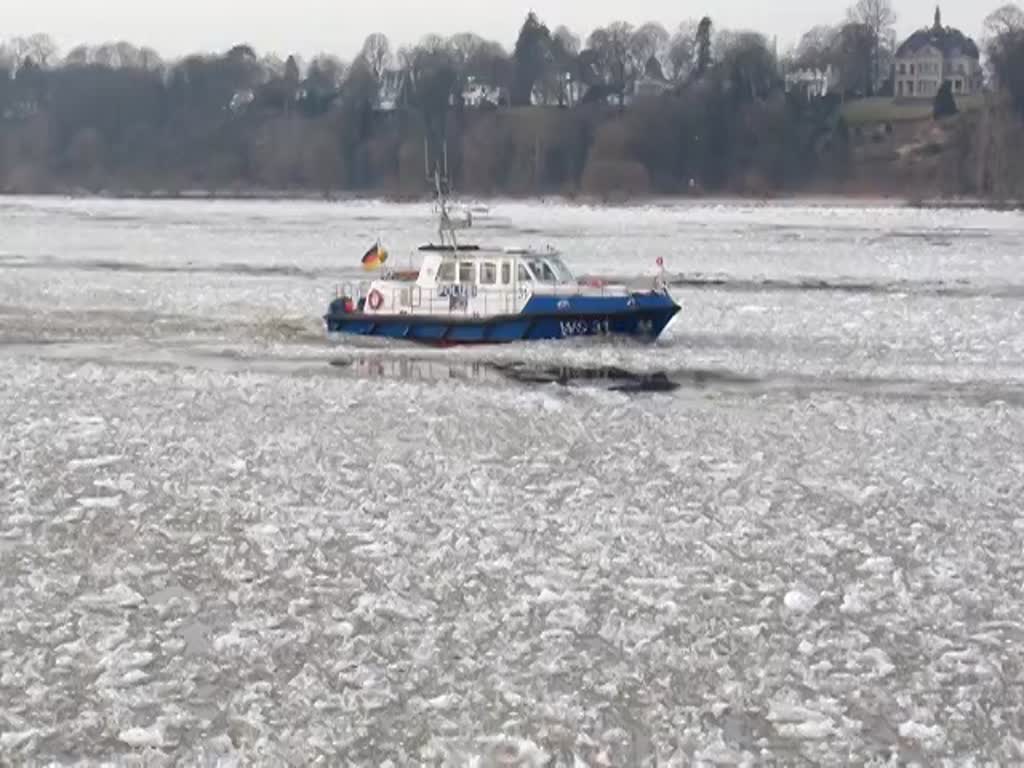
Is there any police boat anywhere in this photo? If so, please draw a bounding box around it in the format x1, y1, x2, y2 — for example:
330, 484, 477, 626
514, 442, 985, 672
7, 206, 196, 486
324, 172, 680, 346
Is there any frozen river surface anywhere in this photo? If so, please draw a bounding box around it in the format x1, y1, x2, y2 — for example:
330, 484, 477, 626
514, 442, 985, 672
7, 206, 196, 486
2, 197, 1024, 765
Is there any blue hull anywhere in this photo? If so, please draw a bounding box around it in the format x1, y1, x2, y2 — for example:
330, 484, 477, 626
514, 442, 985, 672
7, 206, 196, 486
324, 293, 680, 345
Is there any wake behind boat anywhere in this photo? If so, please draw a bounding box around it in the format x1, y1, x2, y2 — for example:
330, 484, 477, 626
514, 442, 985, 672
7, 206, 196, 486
324, 164, 679, 346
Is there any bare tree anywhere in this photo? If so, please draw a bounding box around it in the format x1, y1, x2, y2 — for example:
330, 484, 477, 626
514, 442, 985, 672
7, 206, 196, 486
448, 33, 487, 69
262, 54, 286, 78
4, 38, 25, 68
64, 45, 94, 67
26, 34, 58, 67
847, 0, 896, 93
985, 4, 1024, 89
138, 47, 163, 71
307, 54, 347, 90
795, 25, 838, 70
666, 21, 697, 81
718, 32, 778, 101
361, 33, 393, 81
396, 45, 415, 73
553, 26, 580, 57
418, 35, 448, 55
985, 4, 1024, 38
462, 40, 509, 87
94, 44, 120, 68
545, 25, 581, 103
587, 22, 634, 90
631, 22, 670, 76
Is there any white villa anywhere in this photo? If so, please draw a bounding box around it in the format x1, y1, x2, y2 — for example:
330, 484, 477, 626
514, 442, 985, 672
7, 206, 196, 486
893, 7, 982, 99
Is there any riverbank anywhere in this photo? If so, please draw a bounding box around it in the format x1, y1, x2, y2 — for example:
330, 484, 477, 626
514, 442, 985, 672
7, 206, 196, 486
2, 187, 1021, 211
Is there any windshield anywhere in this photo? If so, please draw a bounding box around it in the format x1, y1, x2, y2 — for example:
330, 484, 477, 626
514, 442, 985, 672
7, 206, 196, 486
545, 256, 574, 283
528, 259, 560, 283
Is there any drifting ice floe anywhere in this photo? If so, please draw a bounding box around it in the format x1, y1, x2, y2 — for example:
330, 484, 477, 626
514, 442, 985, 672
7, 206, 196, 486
2, 199, 1024, 765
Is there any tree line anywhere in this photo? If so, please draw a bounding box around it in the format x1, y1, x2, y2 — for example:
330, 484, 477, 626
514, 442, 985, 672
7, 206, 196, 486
2, 2, 1024, 198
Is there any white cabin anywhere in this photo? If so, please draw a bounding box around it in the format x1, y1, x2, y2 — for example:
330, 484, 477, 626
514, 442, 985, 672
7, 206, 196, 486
351, 248, 629, 318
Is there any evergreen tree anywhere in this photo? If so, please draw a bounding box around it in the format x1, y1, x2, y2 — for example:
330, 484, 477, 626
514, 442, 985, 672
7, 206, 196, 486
511, 12, 553, 106
696, 17, 713, 76
933, 80, 958, 119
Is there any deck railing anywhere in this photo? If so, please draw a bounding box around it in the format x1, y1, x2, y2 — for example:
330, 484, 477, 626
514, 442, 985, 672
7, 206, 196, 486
336, 278, 650, 315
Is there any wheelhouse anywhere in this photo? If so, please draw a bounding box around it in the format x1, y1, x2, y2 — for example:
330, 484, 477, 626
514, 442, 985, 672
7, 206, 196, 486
423, 249, 576, 291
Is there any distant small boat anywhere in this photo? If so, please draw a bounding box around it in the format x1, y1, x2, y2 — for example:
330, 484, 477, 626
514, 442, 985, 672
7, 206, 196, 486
324, 168, 679, 345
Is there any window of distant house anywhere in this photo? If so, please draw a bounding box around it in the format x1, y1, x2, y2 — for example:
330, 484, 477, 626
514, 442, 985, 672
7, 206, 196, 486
480, 262, 497, 285
910, 64, 915, 75
458, 261, 475, 284
898, 63, 905, 74
437, 261, 455, 282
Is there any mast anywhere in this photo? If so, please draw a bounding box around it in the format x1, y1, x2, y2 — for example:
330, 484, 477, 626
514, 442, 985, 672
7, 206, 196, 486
427, 138, 459, 252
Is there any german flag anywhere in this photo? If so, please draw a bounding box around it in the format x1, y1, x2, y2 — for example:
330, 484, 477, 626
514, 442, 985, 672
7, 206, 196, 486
361, 241, 388, 271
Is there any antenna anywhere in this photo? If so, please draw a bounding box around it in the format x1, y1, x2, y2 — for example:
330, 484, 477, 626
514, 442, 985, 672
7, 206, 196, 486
424, 137, 460, 252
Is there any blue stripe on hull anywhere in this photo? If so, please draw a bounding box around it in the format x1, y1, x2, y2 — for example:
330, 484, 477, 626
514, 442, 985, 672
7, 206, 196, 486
523, 293, 677, 315
488, 319, 533, 342
325, 293, 680, 345
408, 324, 448, 342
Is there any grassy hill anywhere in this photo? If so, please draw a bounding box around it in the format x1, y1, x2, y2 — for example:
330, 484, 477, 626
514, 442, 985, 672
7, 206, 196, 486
841, 95, 985, 125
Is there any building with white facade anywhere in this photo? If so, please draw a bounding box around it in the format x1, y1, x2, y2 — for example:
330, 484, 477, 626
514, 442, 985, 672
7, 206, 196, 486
785, 66, 839, 100
893, 7, 982, 99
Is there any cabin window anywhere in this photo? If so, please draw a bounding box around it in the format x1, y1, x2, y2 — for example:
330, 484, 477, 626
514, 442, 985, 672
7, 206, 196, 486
501, 262, 512, 285
546, 256, 574, 282
437, 261, 455, 282
529, 259, 558, 282
458, 261, 475, 284
518, 264, 533, 282
480, 262, 498, 285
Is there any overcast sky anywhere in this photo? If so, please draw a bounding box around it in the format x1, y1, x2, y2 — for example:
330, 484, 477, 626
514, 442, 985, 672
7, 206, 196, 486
6, 1, 997, 61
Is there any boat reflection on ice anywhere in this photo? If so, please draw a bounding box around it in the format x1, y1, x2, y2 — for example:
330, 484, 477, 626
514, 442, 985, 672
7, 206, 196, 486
490, 362, 680, 392
329, 356, 508, 387
328, 355, 682, 393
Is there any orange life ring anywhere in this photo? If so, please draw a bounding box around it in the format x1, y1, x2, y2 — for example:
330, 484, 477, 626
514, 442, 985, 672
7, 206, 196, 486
367, 289, 384, 310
